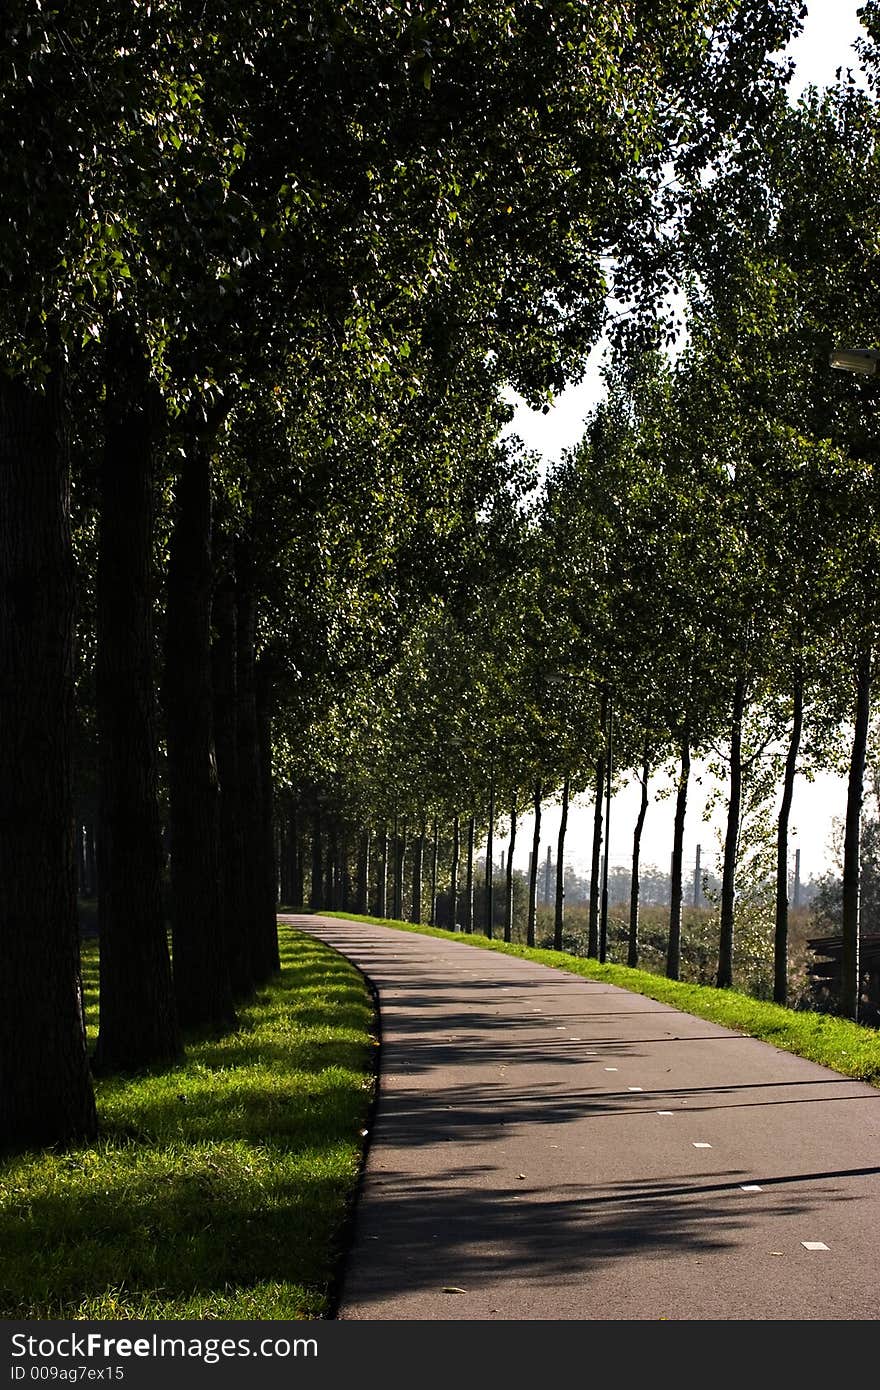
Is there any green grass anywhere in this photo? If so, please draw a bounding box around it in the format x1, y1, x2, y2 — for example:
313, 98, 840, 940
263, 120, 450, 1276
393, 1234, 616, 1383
323, 911, 880, 1087
0, 925, 375, 1320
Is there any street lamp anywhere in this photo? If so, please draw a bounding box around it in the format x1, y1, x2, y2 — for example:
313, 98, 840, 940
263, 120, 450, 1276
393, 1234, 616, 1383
826, 345, 877, 1022
829, 347, 880, 375
599, 693, 613, 965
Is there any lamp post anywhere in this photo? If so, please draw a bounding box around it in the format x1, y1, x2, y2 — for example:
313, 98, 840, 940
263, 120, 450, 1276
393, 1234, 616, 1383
448, 731, 479, 934
827, 344, 878, 1022
598, 693, 613, 964
484, 737, 496, 938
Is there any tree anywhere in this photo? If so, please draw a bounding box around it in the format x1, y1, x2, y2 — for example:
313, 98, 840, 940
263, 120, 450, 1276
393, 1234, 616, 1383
681, 77, 880, 1006
1, 0, 811, 1147
93, 321, 180, 1070
0, 2, 170, 1143
0, 370, 97, 1146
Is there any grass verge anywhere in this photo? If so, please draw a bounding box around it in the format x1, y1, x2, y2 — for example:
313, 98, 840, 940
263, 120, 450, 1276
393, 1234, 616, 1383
0, 924, 375, 1319
322, 911, 880, 1087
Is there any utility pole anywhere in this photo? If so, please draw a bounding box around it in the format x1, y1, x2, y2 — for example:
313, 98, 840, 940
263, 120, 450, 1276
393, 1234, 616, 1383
693, 843, 701, 908
793, 847, 801, 907
544, 845, 553, 906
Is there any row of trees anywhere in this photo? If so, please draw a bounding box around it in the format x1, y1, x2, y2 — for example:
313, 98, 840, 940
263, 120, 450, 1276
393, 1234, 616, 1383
3, 2, 799, 1151
279, 63, 880, 1020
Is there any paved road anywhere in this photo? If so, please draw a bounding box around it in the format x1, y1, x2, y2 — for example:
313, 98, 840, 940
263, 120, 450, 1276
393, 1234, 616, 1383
285, 915, 880, 1321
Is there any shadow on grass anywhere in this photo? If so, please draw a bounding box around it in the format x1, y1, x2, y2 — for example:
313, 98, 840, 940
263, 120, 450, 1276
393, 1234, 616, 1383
0, 927, 375, 1319
0, 1153, 352, 1315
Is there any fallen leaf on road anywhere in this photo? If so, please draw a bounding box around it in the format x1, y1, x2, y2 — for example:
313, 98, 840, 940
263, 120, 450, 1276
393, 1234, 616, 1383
443, 1287, 467, 1294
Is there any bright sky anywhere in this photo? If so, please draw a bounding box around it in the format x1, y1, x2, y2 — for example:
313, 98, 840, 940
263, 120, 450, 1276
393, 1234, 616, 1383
496, 1, 870, 886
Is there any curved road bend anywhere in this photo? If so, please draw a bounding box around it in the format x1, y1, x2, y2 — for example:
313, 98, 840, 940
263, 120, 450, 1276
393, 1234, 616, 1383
285, 914, 880, 1321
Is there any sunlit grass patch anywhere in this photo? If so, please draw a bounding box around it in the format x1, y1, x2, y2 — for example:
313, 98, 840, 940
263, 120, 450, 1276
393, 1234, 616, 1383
0, 926, 375, 1319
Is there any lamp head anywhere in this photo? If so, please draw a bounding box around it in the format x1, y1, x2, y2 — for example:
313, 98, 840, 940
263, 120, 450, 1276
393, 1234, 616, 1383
829, 347, 880, 375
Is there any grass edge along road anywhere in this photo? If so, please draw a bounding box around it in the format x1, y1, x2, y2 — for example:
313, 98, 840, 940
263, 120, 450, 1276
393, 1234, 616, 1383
323, 912, 880, 1087
0, 925, 375, 1320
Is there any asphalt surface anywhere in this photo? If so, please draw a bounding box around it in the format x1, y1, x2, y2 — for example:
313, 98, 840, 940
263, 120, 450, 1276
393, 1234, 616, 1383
285, 915, 880, 1321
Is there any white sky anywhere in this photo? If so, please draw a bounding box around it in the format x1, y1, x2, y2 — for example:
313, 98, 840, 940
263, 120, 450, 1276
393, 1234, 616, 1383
497, 1, 870, 885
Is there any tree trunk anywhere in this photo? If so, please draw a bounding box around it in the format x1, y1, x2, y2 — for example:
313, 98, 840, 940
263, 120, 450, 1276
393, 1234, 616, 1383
667, 730, 690, 981
84, 822, 97, 898
554, 774, 570, 951
235, 537, 275, 981
629, 749, 650, 969
339, 829, 350, 912
774, 679, 803, 1006
275, 821, 285, 905
527, 784, 542, 948
255, 661, 280, 977
77, 824, 87, 898
325, 823, 337, 908
278, 805, 290, 904
390, 814, 400, 919
357, 829, 370, 914
465, 814, 475, 933
841, 650, 871, 1020
393, 817, 407, 920
282, 801, 302, 907
429, 820, 439, 926
411, 821, 425, 923
485, 783, 495, 937
211, 564, 253, 1001
505, 798, 517, 943
94, 322, 180, 1070
376, 822, 387, 917
309, 812, 323, 909
292, 813, 304, 906
588, 752, 605, 958
0, 369, 97, 1147
717, 678, 746, 989
449, 814, 460, 930
278, 817, 289, 905
400, 820, 409, 918
164, 431, 235, 1030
